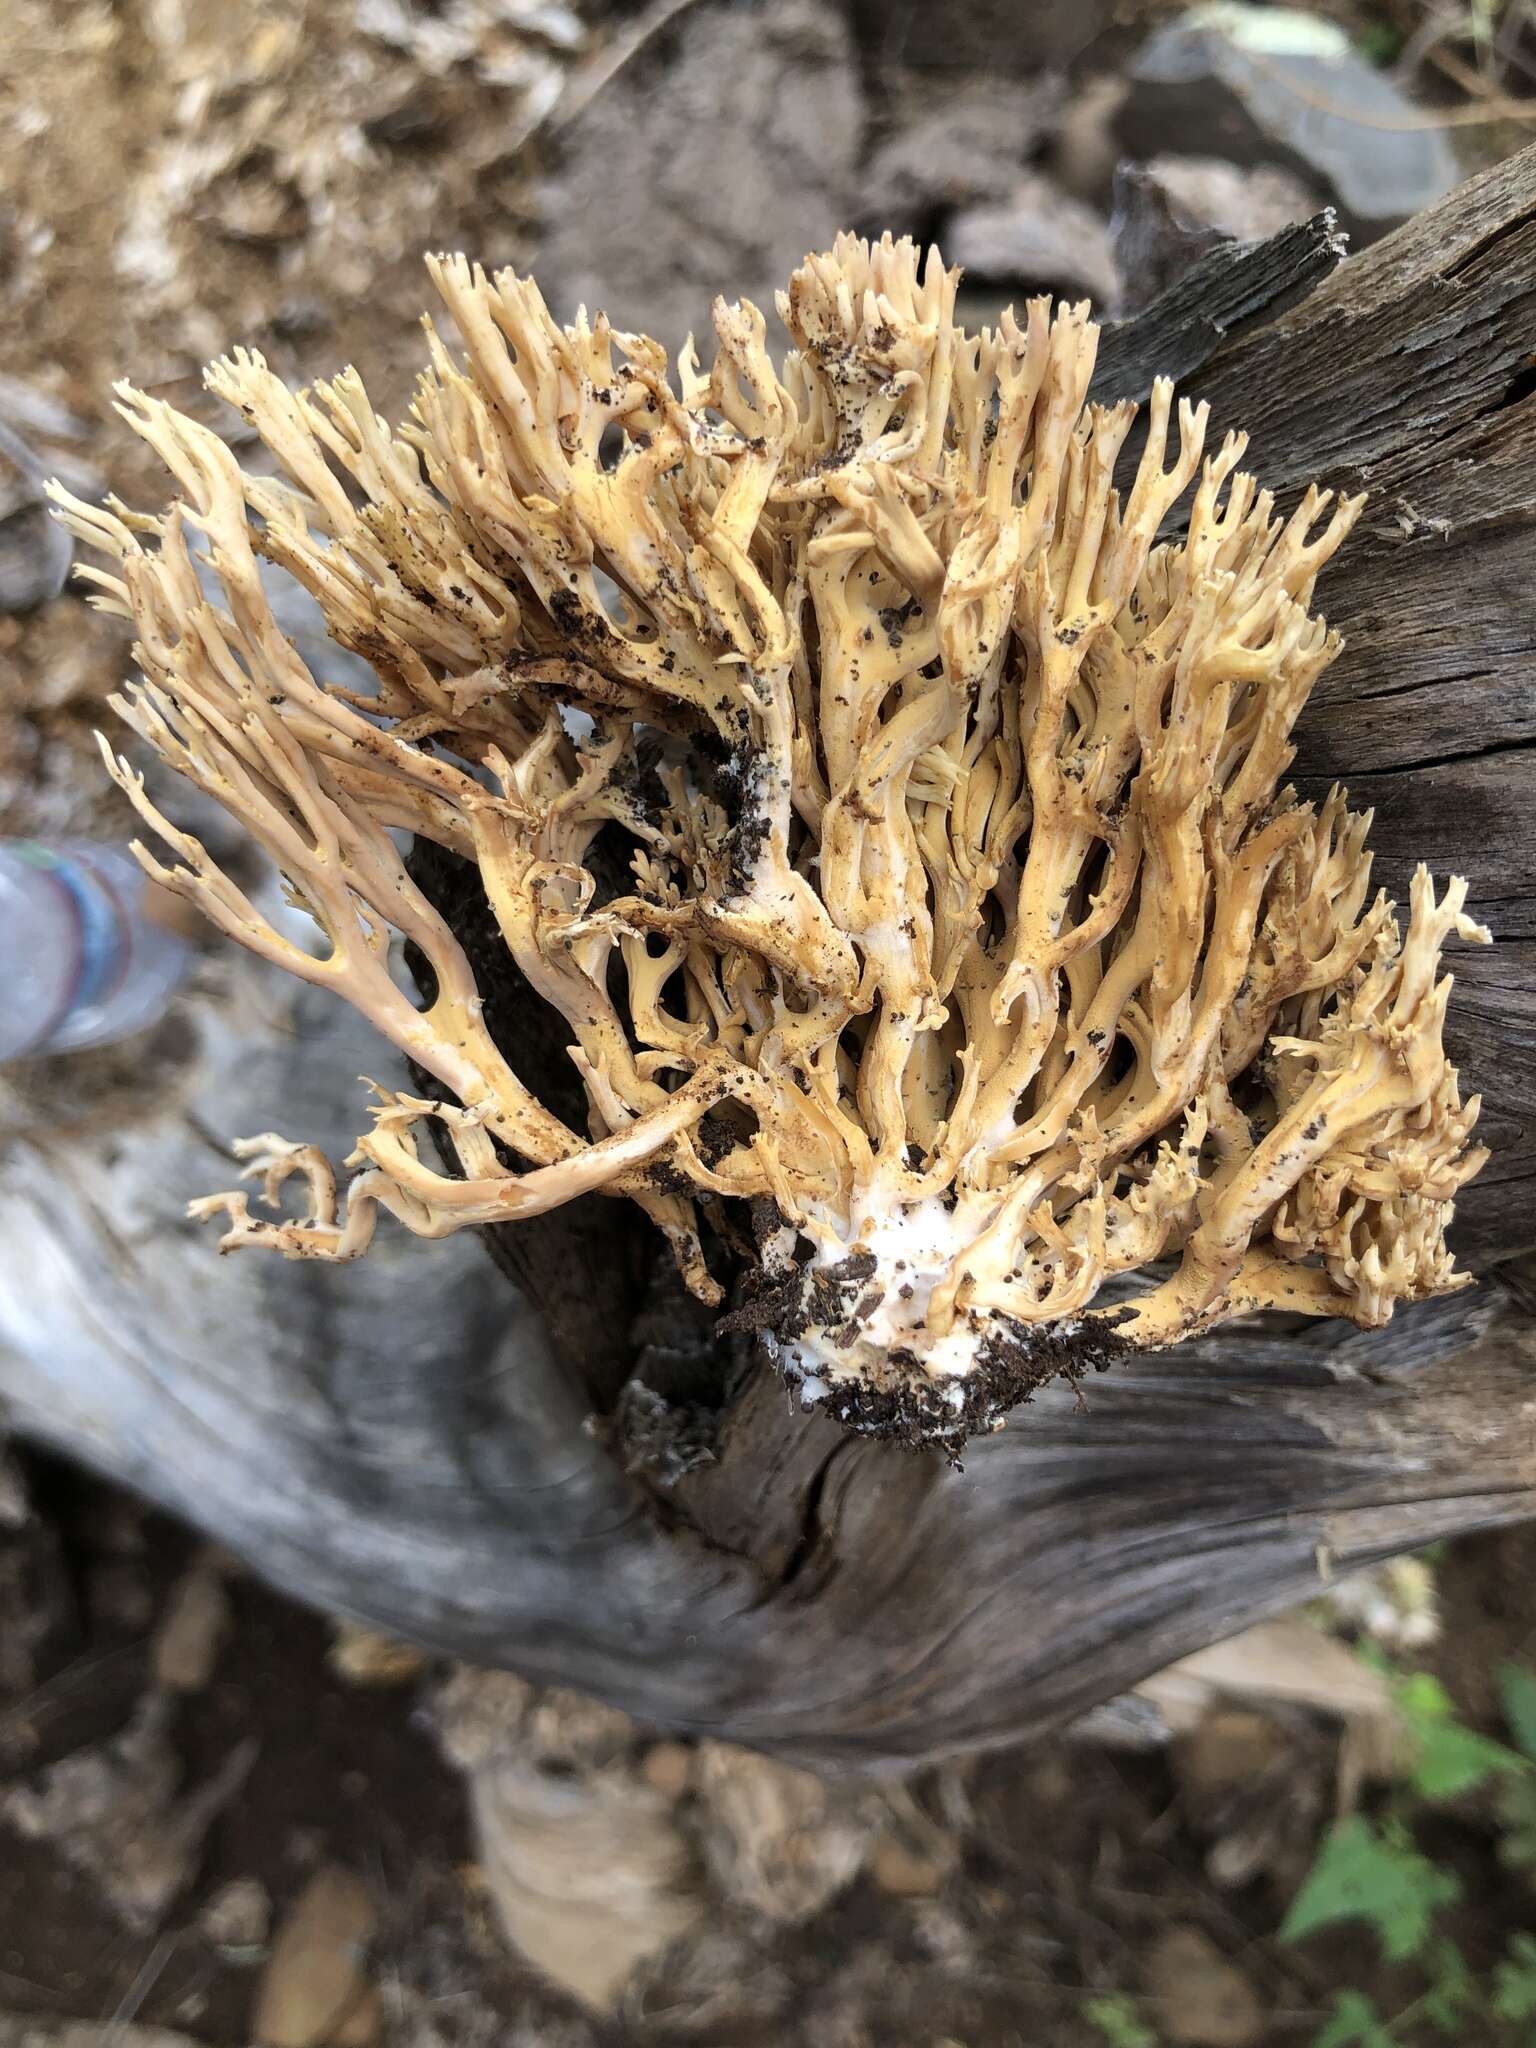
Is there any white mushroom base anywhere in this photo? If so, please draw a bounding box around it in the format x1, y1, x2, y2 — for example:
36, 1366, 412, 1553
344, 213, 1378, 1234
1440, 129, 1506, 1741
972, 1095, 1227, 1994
755, 1197, 1121, 1448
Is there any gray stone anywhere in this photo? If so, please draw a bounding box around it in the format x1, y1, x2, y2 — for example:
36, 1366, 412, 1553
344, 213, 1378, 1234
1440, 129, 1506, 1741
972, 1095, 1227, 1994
0, 416, 72, 614
948, 174, 1119, 315
1127, 5, 1460, 235
858, 73, 1055, 234
538, 0, 863, 356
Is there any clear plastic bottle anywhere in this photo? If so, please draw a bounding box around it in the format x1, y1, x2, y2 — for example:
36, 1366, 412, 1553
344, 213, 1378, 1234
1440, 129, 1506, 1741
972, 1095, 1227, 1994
0, 839, 193, 1061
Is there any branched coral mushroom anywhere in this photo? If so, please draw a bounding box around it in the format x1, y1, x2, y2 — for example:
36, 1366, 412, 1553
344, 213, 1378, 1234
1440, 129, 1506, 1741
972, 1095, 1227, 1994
53, 234, 1490, 1446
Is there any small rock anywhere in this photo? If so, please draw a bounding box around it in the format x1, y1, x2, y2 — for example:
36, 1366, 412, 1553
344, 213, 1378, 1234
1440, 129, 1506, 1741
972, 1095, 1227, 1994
641, 1740, 694, 1799
0, 417, 72, 614
437, 1669, 706, 2012
152, 1554, 231, 1692
693, 1741, 881, 1925
432, 1666, 536, 1772
254, 1864, 377, 2048
0, 377, 102, 616
858, 74, 1053, 230
466, 1755, 703, 2013
1067, 1690, 1176, 1750
947, 175, 1119, 314
537, 0, 864, 355
869, 1831, 947, 1898
1143, 1924, 1263, 2048
327, 1619, 428, 1688
1173, 1707, 1289, 1813
199, 1875, 272, 1952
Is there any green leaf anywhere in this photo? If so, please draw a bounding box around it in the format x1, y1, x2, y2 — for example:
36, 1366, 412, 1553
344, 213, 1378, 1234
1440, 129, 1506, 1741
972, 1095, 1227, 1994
1493, 1932, 1536, 2022
1084, 1992, 1160, 2048
1390, 1667, 1525, 1800
1497, 1771, 1536, 1872
1420, 1937, 1476, 2036
1395, 1671, 1456, 1726
1281, 1817, 1459, 1963
1409, 1719, 1526, 1802
1500, 1664, 1536, 1763
1312, 1989, 1397, 2048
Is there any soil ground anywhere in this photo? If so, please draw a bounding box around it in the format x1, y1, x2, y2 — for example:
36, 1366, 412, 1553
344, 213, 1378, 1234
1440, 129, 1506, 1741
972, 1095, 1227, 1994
4, 1455, 1536, 2048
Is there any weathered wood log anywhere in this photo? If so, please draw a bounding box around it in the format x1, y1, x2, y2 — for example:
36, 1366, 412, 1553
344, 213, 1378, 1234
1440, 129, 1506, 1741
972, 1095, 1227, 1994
3, 149, 1536, 1772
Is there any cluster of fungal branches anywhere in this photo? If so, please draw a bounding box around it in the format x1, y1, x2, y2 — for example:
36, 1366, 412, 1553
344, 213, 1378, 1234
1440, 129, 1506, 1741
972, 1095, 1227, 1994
54, 233, 1488, 1443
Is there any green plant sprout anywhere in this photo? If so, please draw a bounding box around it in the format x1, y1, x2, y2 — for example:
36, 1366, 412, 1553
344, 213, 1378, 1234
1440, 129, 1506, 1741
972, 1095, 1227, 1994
1086, 1991, 1162, 2048
1283, 1659, 1536, 2046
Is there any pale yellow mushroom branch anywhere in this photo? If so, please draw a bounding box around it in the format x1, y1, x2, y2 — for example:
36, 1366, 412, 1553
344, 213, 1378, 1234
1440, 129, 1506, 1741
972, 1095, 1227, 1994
52, 232, 1490, 1447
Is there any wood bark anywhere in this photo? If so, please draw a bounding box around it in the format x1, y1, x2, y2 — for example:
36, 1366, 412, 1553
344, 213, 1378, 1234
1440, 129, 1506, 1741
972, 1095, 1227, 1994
3, 149, 1536, 1772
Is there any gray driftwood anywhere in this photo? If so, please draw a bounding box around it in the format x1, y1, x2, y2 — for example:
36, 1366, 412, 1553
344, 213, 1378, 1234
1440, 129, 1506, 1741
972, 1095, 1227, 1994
3, 150, 1536, 1772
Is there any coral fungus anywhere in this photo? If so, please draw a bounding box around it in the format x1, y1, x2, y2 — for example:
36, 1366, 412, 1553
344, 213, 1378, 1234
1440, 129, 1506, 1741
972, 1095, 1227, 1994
54, 233, 1489, 1444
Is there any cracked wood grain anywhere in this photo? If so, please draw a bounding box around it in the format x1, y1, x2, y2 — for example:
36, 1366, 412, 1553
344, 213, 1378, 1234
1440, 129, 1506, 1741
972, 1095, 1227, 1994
1099, 149, 1536, 1260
